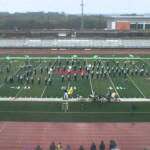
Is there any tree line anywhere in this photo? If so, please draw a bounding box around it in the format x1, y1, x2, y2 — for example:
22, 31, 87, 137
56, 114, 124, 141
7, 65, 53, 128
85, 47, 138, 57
0, 12, 107, 29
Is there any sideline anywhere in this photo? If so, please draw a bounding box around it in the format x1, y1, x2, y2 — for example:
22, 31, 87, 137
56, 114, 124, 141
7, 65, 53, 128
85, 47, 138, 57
0, 111, 150, 114
0, 98, 150, 102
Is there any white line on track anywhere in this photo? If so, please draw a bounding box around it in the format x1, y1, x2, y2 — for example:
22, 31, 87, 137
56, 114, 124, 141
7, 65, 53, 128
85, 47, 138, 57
101, 60, 121, 99
0, 122, 7, 133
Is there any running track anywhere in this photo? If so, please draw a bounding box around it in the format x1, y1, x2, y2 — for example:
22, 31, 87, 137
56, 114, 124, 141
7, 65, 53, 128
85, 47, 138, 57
0, 122, 150, 150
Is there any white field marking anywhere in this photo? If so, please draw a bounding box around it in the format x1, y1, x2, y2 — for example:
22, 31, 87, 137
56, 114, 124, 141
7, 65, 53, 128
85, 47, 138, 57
126, 57, 141, 71
2, 56, 150, 61
136, 55, 150, 66
101, 60, 121, 99
40, 86, 47, 98
24, 86, 30, 89
0, 64, 21, 88
10, 86, 21, 89
15, 83, 28, 98
86, 59, 94, 93
68, 81, 70, 90
0, 122, 7, 133
118, 62, 147, 98
126, 74, 146, 98
108, 87, 113, 90
12, 67, 21, 76
67, 60, 72, 91
15, 62, 43, 98
40, 66, 56, 98
0, 83, 4, 88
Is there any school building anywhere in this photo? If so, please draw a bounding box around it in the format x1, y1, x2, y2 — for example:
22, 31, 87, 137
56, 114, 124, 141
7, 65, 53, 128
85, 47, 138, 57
107, 16, 150, 30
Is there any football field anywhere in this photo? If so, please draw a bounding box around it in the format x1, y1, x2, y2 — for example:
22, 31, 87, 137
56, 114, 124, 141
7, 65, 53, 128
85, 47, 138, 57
0, 54, 150, 99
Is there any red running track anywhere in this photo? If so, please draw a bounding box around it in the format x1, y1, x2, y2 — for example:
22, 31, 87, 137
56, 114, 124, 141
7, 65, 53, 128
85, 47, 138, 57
0, 49, 150, 55
0, 122, 150, 150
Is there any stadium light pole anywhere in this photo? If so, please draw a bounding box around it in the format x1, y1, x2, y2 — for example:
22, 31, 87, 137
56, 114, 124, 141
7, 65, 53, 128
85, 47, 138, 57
80, 0, 84, 30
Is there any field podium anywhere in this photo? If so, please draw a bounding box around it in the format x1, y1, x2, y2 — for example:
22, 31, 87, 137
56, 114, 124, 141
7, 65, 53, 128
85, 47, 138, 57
62, 101, 69, 112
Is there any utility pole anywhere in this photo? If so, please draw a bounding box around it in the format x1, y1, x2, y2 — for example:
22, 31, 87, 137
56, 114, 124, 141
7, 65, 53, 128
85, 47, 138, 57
80, 0, 84, 30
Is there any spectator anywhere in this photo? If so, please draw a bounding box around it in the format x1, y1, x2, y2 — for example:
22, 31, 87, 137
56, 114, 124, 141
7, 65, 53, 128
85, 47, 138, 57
50, 142, 56, 150
79, 145, 84, 150
60, 143, 62, 149
91, 142, 96, 150
57, 143, 62, 150
35, 145, 42, 150
131, 103, 136, 115
66, 145, 70, 150
99, 141, 105, 150
109, 140, 116, 150
64, 89, 68, 100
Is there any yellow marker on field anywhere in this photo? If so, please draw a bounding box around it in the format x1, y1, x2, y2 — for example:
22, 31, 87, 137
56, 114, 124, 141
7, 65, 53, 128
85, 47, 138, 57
68, 87, 73, 95
68, 87, 73, 98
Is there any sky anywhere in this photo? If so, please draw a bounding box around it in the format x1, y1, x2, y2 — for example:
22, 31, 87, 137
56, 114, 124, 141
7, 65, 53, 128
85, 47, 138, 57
0, 0, 150, 14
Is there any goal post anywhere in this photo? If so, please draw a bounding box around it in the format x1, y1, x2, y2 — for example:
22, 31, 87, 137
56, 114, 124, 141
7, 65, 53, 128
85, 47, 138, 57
62, 101, 69, 112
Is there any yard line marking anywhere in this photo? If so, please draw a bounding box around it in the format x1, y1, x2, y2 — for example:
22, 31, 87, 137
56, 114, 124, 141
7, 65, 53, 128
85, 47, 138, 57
0, 83, 4, 88
41, 86, 47, 98
0, 63, 21, 88
15, 84, 28, 98
0, 110, 150, 114
136, 55, 150, 66
86, 59, 94, 93
89, 75, 94, 93
41, 65, 56, 98
68, 81, 70, 90
126, 74, 147, 98
101, 60, 121, 99
15, 61, 43, 98
126, 57, 142, 72
119, 61, 147, 99
67, 60, 71, 91
12, 67, 21, 76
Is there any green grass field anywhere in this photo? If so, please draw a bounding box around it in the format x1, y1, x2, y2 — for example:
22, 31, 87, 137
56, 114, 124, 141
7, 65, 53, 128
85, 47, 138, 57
0, 54, 150, 99
0, 101, 150, 122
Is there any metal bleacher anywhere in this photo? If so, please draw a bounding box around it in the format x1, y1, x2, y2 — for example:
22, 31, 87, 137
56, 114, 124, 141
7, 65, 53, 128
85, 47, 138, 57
0, 39, 150, 49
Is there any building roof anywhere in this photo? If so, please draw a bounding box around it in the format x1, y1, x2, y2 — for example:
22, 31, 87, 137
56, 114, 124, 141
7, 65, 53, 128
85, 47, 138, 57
107, 16, 150, 19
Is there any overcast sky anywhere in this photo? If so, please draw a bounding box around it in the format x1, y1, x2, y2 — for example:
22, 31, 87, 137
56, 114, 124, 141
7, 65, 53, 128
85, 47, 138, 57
0, 0, 150, 14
